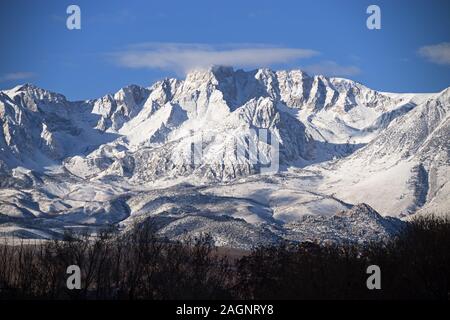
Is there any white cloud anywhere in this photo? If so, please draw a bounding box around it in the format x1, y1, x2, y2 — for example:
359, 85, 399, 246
303, 60, 361, 77
111, 43, 319, 73
418, 42, 450, 65
0, 72, 36, 82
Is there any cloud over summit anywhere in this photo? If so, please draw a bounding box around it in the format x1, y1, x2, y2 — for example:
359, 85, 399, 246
111, 43, 319, 73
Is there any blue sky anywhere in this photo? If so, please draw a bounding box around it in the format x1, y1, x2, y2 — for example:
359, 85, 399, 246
0, 0, 449, 100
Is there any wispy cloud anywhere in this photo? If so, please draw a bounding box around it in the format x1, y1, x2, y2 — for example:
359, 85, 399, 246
418, 42, 450, 65
0, 72, 36, 82
110, 43, 319, 73
302, 60, 361, 77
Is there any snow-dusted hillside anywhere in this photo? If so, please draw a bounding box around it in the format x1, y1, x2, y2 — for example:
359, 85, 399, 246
0, 66, 448, 248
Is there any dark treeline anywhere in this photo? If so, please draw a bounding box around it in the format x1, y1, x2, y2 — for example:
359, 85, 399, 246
0, 216, 448, 300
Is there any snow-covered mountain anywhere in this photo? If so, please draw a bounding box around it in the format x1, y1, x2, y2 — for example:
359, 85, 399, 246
0, 66, 448, 248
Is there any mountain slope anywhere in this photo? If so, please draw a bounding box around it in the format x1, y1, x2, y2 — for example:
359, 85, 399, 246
319, 87, 450, 216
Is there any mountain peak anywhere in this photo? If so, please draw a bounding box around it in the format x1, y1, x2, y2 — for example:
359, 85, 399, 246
7, 83, 67, 103
210, 65, 235, 74
184, 65, 236, 82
